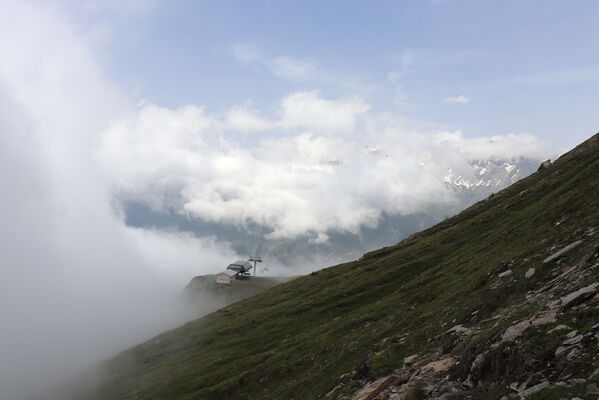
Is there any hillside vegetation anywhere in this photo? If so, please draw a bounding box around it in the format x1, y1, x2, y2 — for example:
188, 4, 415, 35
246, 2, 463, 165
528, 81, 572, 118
80, 133, 599, 400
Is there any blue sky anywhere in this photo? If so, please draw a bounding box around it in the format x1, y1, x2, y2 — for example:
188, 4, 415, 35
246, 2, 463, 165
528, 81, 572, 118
103, 0, 599, 148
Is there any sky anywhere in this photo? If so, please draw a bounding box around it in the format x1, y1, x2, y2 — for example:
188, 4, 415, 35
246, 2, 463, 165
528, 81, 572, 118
103, 0, 598, 147
0, 0, 597, 398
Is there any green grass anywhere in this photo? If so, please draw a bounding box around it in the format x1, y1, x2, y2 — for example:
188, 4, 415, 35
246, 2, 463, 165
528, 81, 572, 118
80, 134, 599, 400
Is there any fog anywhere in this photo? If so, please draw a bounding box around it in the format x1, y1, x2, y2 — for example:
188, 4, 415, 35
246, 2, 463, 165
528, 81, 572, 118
0, 2, 236, 399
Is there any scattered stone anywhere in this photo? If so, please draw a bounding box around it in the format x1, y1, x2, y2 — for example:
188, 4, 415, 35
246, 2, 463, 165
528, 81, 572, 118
586, 383, 599, 399
352, 375, 400, 400
543, 240, 583, 263
525, 372, 545, 389
548, 324, 569, 333
499, 270, 513, 278
403, 355, 418, 366
519, 381, 551, 398
562, 334, 583, 346
422, 357, 456, 373
555, 345, 572, 357
561, 282, 599, 310
446, 325, 472, 336
571, 397, 584, 400
591, 323, 599, 331
553, 215, 568, 225
466, 353, 488, 388
531, 312, 556, 326
566, 347, 582, 361
566, 330, 578, 338
502, 320, 531, 342
525, 268, 536, 278
327, 385, 342, 398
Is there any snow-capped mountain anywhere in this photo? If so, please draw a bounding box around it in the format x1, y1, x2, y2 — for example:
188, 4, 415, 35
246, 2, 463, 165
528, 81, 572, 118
443, 158, 540, 204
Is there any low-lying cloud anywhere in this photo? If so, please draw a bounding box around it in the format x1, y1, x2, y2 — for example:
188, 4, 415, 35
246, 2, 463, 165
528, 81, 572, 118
0, 2, 234, 399
100, 95, 552, 241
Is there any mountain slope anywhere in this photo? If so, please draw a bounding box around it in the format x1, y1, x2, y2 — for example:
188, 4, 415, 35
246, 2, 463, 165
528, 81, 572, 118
79, 133, 599, 400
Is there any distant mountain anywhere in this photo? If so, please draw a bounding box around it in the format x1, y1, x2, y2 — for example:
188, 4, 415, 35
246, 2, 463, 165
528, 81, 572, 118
73, 133, 599, 400
122, 158, 542, 270
443, 158, 539, 203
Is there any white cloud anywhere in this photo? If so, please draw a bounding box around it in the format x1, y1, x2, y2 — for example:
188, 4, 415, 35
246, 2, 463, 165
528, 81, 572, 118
435, 131, 552, 160
280, 90, 371, 133
442, 95, 471, 104
99, 93, 552, 242
226, 101, 273, 132
230, 44, 321, 83
270, 56, 320, 81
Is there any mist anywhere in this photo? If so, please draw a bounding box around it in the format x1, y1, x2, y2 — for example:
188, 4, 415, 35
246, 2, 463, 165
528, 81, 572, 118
0, 2, 236, 399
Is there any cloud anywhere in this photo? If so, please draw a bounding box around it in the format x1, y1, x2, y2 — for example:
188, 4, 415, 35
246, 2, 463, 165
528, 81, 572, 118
280, 90, 371, 133
434, 131, 553, 160
226, 101, 274, 132
99, 92, 552, 242
230, 44, 321, 83
0, 2, 235, 398
442, 95, 471, 104
270, 56, 320, 82
400, 50, 414, 70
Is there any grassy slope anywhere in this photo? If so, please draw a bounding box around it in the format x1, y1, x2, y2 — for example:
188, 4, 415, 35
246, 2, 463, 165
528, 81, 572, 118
86, 134, 599, 400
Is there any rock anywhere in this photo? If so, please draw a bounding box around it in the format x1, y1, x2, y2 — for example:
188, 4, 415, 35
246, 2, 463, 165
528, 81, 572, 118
586, 383, 599, 399
422, 357, 456, 373
352, 375, 400, 400
565, 347, 582, 360
571, 397, 584, 400
499, 270, 513, 278
446, 324, 472, 336
403, 355, 418, 366
563, 334, 583, 346
466, 353, 488, 388
543, 240, 583, 263
327, 385, 342, 398
548, 324, 569, 333
561, 282, 599, 310
531, 312, 556, 326
525, 268, 536, 278
519, 381, 551, 398
555, 345, 572, 357
566, 330, 578, 338
591, 322, 599, 331
502, 320, 531, 342
521, 372, 545, 390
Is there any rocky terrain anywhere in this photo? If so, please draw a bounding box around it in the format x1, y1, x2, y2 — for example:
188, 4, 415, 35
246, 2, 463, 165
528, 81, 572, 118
73, 133, 599, 400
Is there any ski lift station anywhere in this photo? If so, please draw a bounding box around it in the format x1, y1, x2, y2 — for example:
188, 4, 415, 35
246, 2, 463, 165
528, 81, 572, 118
215, 260, 254, 285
